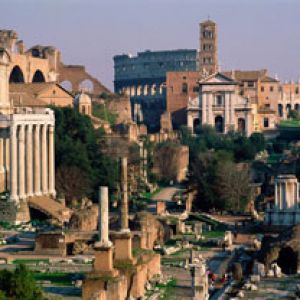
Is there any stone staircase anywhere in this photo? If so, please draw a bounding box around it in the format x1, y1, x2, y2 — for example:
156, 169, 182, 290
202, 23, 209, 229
28, 196, 73, 223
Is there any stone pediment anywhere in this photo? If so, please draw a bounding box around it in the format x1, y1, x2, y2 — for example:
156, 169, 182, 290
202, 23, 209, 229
200, 72, 235, 84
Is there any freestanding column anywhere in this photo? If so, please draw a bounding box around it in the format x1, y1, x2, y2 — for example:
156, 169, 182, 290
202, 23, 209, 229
34, 125, 41, 195
41, 124, 48, 194
120, 157, 129, 232
0, 138, 4, 192
10, 125, 18, 202
26, 125, 33, 197
95, 186, 112, 248
48, 125, 55, 197
18, 125, 26, 199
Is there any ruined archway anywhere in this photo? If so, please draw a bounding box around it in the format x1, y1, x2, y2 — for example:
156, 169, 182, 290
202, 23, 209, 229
9, 65, 25, 83
79, 79, 94, 93
60, 80, 73, 92
215, 115, 224, 133
32, 70, 45, 83
277, 246, 298, 274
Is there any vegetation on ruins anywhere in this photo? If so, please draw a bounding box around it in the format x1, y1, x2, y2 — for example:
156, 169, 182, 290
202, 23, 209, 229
0, 264, 44, 300
52, 106, 119, 205
179, 125, 265, 212
92, 101, 117, 126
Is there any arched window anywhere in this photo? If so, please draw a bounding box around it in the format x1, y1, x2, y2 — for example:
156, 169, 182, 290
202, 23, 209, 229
32, 70, 45, 83
215, 116, 224, 133
286, 104, 292, 115
143, 85, 148, 96
151, 84, 156, 96
295, 103, 300, 112
9, 66, 25, 83
182, 83, 188, 94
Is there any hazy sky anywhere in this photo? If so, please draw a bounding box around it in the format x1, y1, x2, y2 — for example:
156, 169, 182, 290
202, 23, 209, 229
1, 0, 300, 90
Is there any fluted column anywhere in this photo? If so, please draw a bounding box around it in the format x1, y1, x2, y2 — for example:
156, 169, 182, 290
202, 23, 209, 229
34, 125, 41, 195
18, 125, 26, 199
41, 124, 48, 194
26, 124, 33, 197
48, 125, 55, 197
10, 125, 18, 202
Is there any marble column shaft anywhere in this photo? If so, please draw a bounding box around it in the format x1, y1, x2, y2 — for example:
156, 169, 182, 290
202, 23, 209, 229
41, 124, 48, 194
26, 125, 33, 197
34, 125, 41, 195
10, 125, 18, 202
18, 125, 25, 199
48, 125, 55, 196
98, 186, 111, 247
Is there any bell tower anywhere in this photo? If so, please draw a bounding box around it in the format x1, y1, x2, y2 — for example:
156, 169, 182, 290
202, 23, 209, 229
199, 19, 218, 76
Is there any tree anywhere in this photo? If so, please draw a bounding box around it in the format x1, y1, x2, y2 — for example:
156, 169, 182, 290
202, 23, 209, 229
289, 109, 299, 120
217, 161, 252, 211
52, 106, 119, 204
0, 264, 44, 300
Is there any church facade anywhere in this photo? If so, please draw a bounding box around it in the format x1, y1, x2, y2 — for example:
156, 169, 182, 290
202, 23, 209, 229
187, 72, 253, 136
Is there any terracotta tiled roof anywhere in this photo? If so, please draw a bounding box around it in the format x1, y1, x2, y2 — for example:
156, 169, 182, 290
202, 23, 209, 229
223, 69, 269, 82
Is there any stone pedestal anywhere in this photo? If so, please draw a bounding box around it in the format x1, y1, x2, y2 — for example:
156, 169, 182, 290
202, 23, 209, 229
93, 245, 118, 277
112, 232, 134, 263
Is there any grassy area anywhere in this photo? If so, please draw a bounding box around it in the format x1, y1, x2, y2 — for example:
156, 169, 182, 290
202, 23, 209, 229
12, 259, 49, 265
33, 272, 77, 286
279, 119, 300, 127
157, 278, 177, 300
170, 248, 189, 257
202, 230, 224, 239
142, 187, 162, 200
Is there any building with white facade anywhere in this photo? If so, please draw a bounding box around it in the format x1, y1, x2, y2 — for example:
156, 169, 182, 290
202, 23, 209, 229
187, 72, 253, 136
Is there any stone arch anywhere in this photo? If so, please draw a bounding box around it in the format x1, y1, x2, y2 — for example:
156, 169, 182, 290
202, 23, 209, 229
32, 70, 45, 83
130, 86, 136, 96
79, 79, 94, 93
295, 103, 300, 112
278, 104, 283, 117
144, 85, 149, 96
215, 115, 224, 133
9, 65, 25, 83
60, 80, 73, 92
237, 118, 246, 133
137, 85, 142, 96
151, 84, 156, 96
277, 246, 298, 274
159, 83, 165, 95
193, 118, 201, 134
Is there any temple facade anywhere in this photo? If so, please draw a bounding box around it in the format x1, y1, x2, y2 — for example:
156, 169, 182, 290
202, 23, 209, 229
0, 48, 55, 223
265, 175, 300, 226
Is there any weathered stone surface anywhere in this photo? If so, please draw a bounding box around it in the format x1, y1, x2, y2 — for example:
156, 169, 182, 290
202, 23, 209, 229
69, 203, 98, 231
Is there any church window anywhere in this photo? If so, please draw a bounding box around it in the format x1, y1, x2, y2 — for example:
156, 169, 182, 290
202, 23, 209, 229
261, 86, 265, 92
247, 81, 255, 87
270, 86, 274, 92
216, 95, 224, 106
296, 87, 299, 94
182, 83, 188, 94
193, 86, 199, 93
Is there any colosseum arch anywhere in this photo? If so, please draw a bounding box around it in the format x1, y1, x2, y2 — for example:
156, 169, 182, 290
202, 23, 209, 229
60, 80, 73, 92
32, 70, 46, 83
79, 79, 94, 93
9, 65, 25, 83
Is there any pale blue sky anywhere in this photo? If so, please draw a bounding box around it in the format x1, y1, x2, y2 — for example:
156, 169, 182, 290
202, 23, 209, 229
1, 0, 299, 90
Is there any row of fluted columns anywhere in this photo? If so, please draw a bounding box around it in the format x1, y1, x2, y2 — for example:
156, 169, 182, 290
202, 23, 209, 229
10, 123, 55, 202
